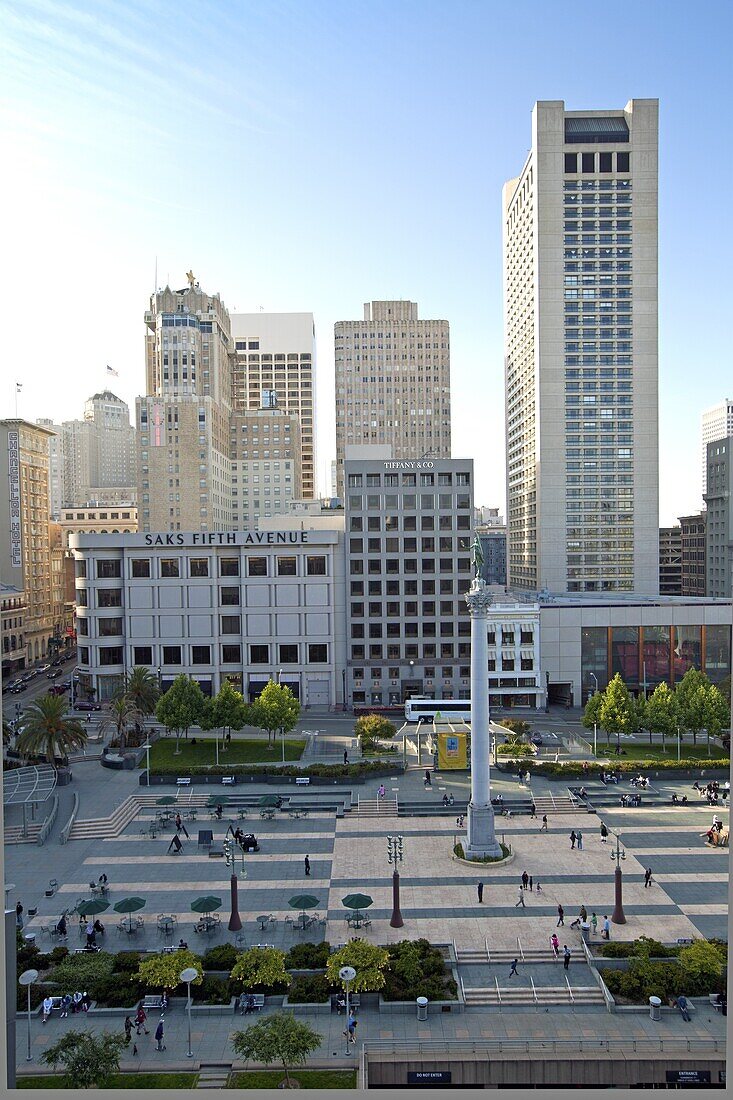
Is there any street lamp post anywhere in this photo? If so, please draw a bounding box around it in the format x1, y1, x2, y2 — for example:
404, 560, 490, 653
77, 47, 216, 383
180, 966, 198, 1058
224, 838, 245, 934
387, 834, 404, 928
339, 966, 356, 1057
19, 969, 38, 1062
610, 832, 627, 925
677, 724, 681, 763
143, 741, 151, 786
157, 666, 162, 692
590, 673, 598, 695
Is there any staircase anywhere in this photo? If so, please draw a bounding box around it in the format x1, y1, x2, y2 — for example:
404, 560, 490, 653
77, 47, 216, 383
3, 823, 41, 844
457, 946, 558, 965
357, 796, 399, 817
531, 794, 587, 815
196, 1064, 232, 1089
463, 984, 606, 1007
67, 791, 208, 841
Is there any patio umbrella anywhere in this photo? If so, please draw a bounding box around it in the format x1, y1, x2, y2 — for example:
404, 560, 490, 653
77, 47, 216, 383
190, 895, 223, 914
74, 898, 110, 917
288, 895, 320, 911
207, 795, 230, 806
342, 893, 373, 910
113, 896, 147, 931
156, 796, 177, 805
259, 794, 280, 807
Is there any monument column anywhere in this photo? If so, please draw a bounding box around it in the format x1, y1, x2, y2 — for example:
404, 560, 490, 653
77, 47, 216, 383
465, 576, 502, 859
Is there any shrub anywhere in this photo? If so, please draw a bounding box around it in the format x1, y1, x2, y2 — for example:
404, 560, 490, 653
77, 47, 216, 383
496, 742, 533, 756
285, 942, 331, 971
326, 941, 390, 993
678, 940, 726, 991
90, 975, 144, 1007
202, 944, 238, 972
112, 951, 143, 975
49, 950, 115, 994
287, 976, 333, 1003
191, 975, 231, 1004
354, 715, 397, 740
136, 949, 203, 991
382, 939, 458, 1002
514, 758, 730, 779
230, 947, 290, 992
148, 760, 404, 779
17, 982, 50, 1012
454, 842, 510, 862
49, 946, 70, 965
602, 960, 679, 1003
500, 719, 531, 736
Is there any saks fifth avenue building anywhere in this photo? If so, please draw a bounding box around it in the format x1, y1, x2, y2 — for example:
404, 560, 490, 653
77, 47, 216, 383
69, 529, 346, 705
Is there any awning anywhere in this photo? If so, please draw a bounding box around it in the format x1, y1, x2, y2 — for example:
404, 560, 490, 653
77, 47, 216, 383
2, 764, 57, 806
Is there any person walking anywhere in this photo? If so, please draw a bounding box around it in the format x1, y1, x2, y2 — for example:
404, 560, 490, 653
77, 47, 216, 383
675, 994, 692, 1022
557, 905, 564, 927
570, 830, 577, 849
175, 812, 190, 839
529, 875, 533, 892
515, 886, 526, 908
550, 933, 560, 958
601, 915, 611, 940
477, 881, 484, 903
600, 822, 608, 843
530, 801, 536, 819
576, 830, 583, 850
345, 1014, 358, 1044
535, 880, 542, 894
155, 1017, 166, 1051
644, 867, 652, 888
343, 750, 348, 766
541, 815, 548, 831
563, 946, 571, 970
590, 912, 598, 937
508, 958, 519, 977
304, 855, 311, 877
15, 902, 23, 929
124, 1016, 133, 1045
377, 784, 385, 799
135, 1005, 149, 1035
521, 870, 529, 891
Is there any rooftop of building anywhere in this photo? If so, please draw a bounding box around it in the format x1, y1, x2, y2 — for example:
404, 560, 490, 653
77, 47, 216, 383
512, 589, 732, 608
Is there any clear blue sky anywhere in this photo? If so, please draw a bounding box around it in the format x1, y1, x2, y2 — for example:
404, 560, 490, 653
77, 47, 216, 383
2, 0, 731, 523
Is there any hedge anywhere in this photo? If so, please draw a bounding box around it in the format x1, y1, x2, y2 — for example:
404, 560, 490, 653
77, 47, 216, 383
453, 841, 511, 863
382, 939, 457, 1002
285, 942, 331, 970
287, 975, 333, 1003
507, 758, 730, 777
148, 760, 403, 779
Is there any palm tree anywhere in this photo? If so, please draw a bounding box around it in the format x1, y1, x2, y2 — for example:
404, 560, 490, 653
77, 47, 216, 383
100, 696, 143, 752
118, 666, 160, 717
15, 695, 87, 765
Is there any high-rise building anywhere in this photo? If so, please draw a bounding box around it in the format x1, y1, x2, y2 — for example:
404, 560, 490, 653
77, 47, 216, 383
659, 525, 682, 595
503, 99, 659, 595
678, 511, 707, 597
476, 525, 508, 587
0, 420, 56, 663
334, 301, 451, 498
230, 313, 316, 499
701, 399, 733, 496
137, 278, 234, 532
36, 418, 63, 519
704, 436, 733, 599
230, 402, 302, 528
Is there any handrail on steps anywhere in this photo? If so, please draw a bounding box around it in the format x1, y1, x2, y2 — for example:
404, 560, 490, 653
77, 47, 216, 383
565, 974, 574, 1004
517, 935, 525, 961
459, 972, 466, 1004
549, 789, 557, 810
485, 935, 491, 963
529, 974, 539, 1005
452, 937, 458, 964
494, 975, 502, 1005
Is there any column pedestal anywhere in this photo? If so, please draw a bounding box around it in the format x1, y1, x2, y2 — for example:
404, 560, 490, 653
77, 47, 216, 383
466, 803, 503, 860
465, 576, 502, 860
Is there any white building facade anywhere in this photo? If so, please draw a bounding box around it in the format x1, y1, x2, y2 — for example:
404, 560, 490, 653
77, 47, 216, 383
701, 399, 733, 496
70, 529, 346, 706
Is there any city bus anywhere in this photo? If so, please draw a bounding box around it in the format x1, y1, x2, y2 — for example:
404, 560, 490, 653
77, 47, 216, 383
404, 697, 471, 722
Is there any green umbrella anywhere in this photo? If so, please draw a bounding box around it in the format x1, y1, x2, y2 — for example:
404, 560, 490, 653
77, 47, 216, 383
74, 898, 110, 916
259, 794, 280, 807
113, 896, 147, 931
190, 896, 223, 914
207, 795, 230, 806
156, 796, 177, 806
288, 895, 320, 911
342, 893, 373, 910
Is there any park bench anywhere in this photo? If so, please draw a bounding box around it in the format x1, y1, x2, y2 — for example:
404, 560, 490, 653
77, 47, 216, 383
331, 993, 360, 1013
295, 777, 310, 786
44, 996, 64, 1015
221, 776, 235, 785
235, 992, 265, 1012
141, 993, 166, 1012
176, 777, 191, 786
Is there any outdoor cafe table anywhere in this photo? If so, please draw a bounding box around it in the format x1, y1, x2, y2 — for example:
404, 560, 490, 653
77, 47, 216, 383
257, 914, 274, 930
294, 914, 316, 931
259, 808, 276, 820
157, 916, 176, 935
347, 915, 371, 929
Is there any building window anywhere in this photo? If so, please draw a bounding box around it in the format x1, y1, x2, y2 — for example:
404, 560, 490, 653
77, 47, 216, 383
221, 615, 241, 634
616, 151, 630, 172
220, 587, 240, 605
97, 589, 122, 608
279, 644, 299, 663
250, 644, 269, 663
161, 558, 180, 578
277, 556, 297, 576
248, 557, 267, 577
564, 152, 577, 173
96, 560, 121, 579
98, 617, 122, 637
134, 646, 153, 664
220, 558, 240, 577
191, 645, 211, 664
75, 559, 87, 578
99, 646, 123, 666
190, 559, 209, 578
308, 643, 328, 662
307, 556, 326, 576
162, 645, 182, 665
131, 559, 150, 578
222, 644, 241, 663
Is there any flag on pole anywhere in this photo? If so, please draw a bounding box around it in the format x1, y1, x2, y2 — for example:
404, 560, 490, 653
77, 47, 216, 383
106, 365, 119, 377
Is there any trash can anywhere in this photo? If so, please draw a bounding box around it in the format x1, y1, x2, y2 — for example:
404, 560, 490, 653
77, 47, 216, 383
580, 921, 590, 942
57, 768, 72, 786
416, 996, 428, 1021
23, 933, 36, 948
649, 995, 661, 1021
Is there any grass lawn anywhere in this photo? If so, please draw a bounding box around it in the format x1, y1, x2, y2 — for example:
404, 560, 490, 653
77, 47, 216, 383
229, 1070, 357, 1089
17, 1072, 197, 1088
144, 736, 306, 769
593, 740, 728, 761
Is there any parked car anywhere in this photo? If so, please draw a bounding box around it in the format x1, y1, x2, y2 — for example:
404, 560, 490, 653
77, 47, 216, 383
59, 680, 72, 690
48, 684, 67, 696
51, 657, 65, 667
37, 664, 51, 673
9, 683, 25, 694
74, 701, 101, 711
530, 734, 544, 746
46, 669, 61, 680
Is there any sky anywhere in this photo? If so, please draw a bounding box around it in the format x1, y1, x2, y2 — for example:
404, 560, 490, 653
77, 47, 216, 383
1, 0, 731, 524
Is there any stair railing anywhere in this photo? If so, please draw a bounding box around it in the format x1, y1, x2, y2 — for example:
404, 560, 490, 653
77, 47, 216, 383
484, 935, 491, 963
529, 974, 539, 1005
565, 975, 574, 1004
517, 936, 525, 961
494, 976, 502, 1005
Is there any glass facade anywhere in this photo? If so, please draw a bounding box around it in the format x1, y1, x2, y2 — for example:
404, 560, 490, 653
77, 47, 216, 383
705, 624, 730, 684
611, 626, 639, 683
642, 626, 670, 688
580, 623, 730, 695
581, 627, 608, 699
672, 626, 701, 682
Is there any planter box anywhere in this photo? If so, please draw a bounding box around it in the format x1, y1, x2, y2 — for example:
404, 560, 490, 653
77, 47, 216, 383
140, 767, 404, 787
379, 997, 462, 1015
592, 956, 681, 972
191, 999, 237, 1015
282, 997, 332, 1015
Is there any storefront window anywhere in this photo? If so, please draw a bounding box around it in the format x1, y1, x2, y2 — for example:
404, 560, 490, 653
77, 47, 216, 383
642, 626, 670, 689
581, 627, 608, 699
610, 626, 639, 686
672, 625, 701, 682
704, 624, 731, 684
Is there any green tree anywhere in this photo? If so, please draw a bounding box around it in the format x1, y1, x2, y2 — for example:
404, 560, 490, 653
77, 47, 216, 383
642, 682, 678, 752
155, 674, 206, 754
250, 680, 300, 748
678, 940, 726, 990
99, 695, 143, 752
599, 673, 638, 750
231, 1012, 322, 1088
675, 668, 709, 746
230, 947, 290, 990
119, 665, 161, 716
354, 714, 397, 740
41, 1029, 125, 1089
700, 682, 730, 757
212, 678, 250, 749
15, 694, 87, 764
581, 690, 604, 747
326, 940, 390, 993
136, 948, 203, 991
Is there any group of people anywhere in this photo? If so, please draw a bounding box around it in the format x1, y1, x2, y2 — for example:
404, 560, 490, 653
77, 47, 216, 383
85, 918, 105, 947
702, 816, 728, 846
670, 793, 689, 805
600, 771, 620, 785
42, 990, 91, 1023
620, 792, 642, 807
693, 779, 728, 805
441, 792, 455, 807
630, 775, 650, 789
569, 829, 584, 849
237, 992, 257, 1014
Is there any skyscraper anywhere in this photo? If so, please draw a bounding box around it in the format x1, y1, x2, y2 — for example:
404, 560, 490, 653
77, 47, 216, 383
230, 313, 315, 499
704, 436, 733, 598
36, 417, 63, 519
701, 399, 733, 496
503, 99, 659, 594
334, 301, 451, 498
137, 277, 234, 532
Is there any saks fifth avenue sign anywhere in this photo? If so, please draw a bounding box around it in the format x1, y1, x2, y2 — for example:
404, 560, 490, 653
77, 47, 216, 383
144, 530, 309, 546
